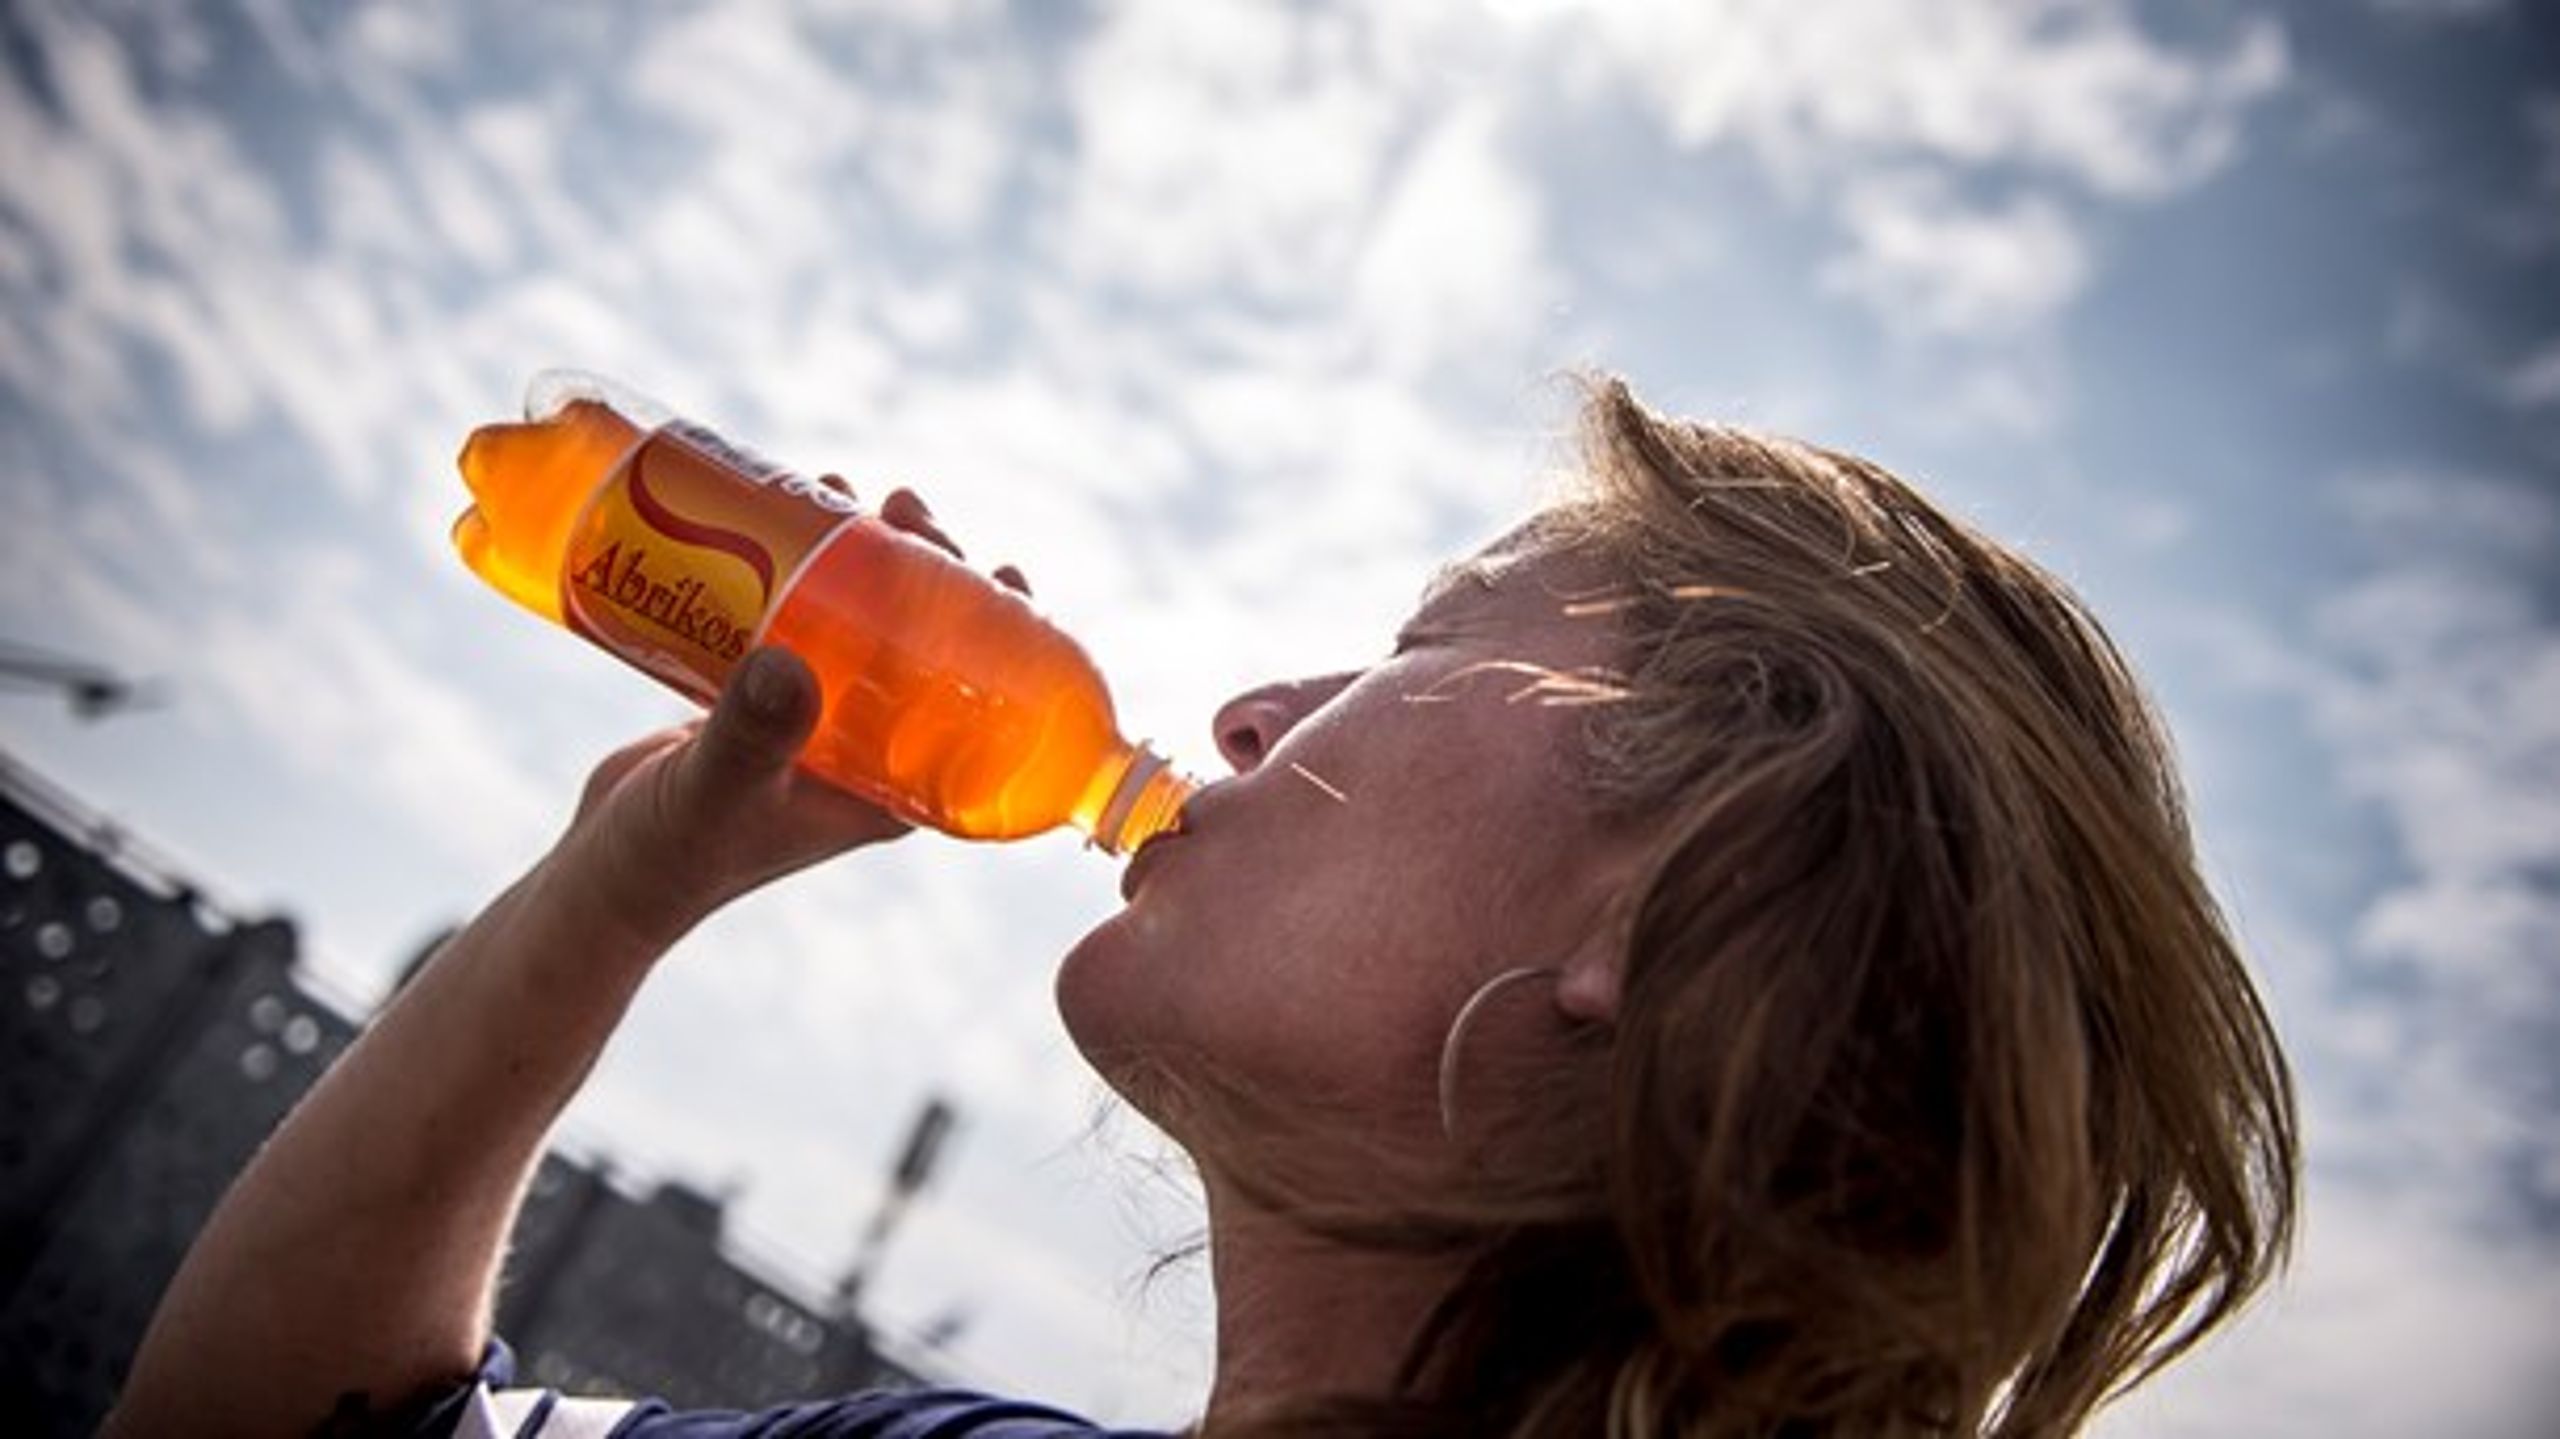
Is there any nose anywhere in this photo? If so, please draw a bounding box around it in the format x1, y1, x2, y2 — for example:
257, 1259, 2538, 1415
1211, 673, 1354, 774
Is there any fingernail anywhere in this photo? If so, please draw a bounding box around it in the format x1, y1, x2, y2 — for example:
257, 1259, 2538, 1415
740, 648, 793, 716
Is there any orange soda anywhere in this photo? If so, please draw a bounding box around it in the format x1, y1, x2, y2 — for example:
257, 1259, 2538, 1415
451, 375, 1192, 855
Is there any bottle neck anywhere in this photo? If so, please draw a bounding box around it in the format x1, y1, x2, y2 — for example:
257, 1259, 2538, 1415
1091, 744, 1195, 856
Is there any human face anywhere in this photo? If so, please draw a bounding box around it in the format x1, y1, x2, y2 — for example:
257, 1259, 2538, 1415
1057, 524, 1644, 1155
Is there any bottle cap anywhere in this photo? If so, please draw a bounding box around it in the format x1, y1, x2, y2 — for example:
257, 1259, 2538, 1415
1094, 746, 1194, 856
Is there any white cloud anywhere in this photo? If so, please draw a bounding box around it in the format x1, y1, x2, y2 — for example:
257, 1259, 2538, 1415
1504, 0, 2286, 422
0, 7, 285, 431
2503, 337, 2560, 408
2301, 505, 2560, 1139
1539, 0, 2287, 200
1821, 172, 2090, 339
2139, 459, 2560, 1436
2097, 1180, 2560, 1439
2316, 478, 2560, 882
342, 2, 459, 73
1056, 0, 1400, 305
861, 67, 1020, 241
1349, 103, 1554, 378
186, 548, 561, 868
2183, 470, 2560, 1221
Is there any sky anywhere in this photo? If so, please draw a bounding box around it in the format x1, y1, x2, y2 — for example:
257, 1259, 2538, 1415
1, 0, 2555, 1431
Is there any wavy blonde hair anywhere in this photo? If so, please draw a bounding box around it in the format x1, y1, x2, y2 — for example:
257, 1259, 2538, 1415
1228, 378, 2296, 1437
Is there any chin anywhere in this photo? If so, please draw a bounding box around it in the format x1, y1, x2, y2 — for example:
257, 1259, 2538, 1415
1054, 916, 1213, 1136
1055, 913, 1152, 1069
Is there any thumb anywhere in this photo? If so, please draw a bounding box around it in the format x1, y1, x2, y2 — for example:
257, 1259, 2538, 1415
684, 646, 820, 801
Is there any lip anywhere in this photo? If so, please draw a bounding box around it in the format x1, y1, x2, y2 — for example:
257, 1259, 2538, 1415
1118, 830, 1182, 902
1117, 790, 1211, 902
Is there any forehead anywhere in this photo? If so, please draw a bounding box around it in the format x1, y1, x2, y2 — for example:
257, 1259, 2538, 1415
1413, 517, 1612, 616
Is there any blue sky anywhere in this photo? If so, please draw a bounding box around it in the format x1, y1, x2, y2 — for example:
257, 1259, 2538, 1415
2, 0, 2555, 1431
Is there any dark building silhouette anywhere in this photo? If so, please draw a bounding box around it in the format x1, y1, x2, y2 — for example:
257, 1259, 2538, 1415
0, 754, 929, 1433
495, 1154, 913, 1403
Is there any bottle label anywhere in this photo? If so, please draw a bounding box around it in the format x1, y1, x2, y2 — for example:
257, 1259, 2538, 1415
560, 422, 858, 702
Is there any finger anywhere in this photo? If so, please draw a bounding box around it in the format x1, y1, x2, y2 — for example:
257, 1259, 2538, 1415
683, 647, 820, 802
991, 563, 1032, 596
573, 725, 693, 822
878, 487, 964, 561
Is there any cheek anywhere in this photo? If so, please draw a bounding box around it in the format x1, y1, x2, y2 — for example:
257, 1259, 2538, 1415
1055, 853, 1442, 1125
1055, 705, 1597, 1115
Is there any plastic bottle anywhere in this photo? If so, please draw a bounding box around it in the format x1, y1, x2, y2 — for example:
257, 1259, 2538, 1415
450, 374, 1193, 855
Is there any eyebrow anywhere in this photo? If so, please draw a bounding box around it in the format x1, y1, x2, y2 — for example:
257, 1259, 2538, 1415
1413, 554, 1504, 614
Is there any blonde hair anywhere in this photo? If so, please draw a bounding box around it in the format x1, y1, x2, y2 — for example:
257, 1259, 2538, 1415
1229, 378, 2296, 1436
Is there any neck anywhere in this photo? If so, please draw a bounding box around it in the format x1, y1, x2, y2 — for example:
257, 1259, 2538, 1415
1199, 1178, 1460, 1429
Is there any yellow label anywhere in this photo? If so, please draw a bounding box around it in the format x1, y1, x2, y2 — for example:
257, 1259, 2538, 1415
560, 423, 857, 701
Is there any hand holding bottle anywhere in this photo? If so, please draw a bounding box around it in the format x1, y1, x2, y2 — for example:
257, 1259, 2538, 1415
543, 491, 1022, 951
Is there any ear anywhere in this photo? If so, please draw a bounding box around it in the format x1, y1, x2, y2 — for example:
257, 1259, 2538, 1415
1553, 945, 1621, 1023
1550, 845, 1648, 1024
